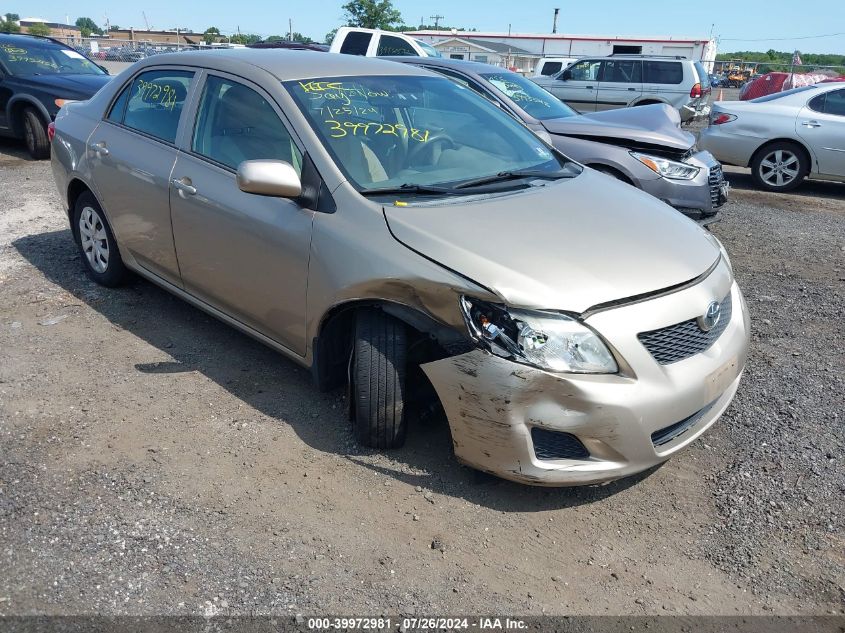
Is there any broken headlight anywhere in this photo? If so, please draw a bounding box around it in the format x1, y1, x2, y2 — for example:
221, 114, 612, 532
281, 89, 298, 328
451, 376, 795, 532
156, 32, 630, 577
460, 297, 618, 374
630, 152, 700, 180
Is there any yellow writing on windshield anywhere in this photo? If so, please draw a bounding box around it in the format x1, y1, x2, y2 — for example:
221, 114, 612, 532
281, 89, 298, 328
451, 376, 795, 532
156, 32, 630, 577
1, 45, 28, 55
324, 120, 430, 143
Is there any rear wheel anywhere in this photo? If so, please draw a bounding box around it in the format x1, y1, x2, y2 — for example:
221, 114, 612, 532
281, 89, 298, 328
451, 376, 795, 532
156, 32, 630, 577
23, 107, 50, 160
352, 308, 408, 449
751, 142, 807, 192
72, 191, 128, 287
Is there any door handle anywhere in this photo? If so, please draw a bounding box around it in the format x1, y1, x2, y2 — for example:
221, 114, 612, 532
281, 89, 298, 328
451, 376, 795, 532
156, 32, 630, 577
627, 87, 637, 91
171, 178, 197, 196
89, 141, 109, 156
801, 120, 822, 128
585, 86, 594, 90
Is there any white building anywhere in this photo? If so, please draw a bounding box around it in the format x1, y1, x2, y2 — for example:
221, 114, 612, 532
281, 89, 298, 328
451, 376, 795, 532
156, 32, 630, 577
410, 31, 718, 72
430, 36, 539, 73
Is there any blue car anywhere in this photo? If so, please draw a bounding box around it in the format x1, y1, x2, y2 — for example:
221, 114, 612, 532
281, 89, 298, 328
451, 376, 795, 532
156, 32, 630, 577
0, 33, 112, 158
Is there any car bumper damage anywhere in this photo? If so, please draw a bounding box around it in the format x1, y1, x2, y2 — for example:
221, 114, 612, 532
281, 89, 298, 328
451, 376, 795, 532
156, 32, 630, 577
639, 150, 729, 222
421, 266, 749, 486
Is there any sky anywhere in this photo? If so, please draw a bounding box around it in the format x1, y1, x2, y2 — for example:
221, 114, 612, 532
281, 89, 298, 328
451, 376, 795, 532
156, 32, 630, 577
10, 0, 845, 54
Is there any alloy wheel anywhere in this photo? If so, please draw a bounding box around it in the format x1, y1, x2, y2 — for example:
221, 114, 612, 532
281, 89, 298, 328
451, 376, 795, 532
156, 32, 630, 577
78, 206, 110, 273
758, 149, 800, 188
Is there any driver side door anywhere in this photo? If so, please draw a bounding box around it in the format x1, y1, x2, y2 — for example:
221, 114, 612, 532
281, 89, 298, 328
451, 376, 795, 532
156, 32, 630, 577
546, 59, 602, 113
169, 72, 314, 356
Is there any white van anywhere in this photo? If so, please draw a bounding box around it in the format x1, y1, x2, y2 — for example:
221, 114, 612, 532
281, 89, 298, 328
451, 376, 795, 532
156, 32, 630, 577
329, 27, 440, 58
533, 57, 579, 77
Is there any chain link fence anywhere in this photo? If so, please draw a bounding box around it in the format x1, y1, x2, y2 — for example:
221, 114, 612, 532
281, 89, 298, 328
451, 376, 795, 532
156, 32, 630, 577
52, 37, 224, 73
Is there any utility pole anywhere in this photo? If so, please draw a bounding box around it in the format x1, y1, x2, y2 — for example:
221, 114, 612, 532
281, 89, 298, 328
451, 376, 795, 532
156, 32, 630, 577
289, 18, 293, 41
430, 14, 444, 29
552, 8, 559, 34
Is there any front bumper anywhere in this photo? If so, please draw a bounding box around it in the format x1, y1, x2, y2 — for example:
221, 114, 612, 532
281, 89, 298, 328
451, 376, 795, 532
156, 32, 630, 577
638, 150, 728, 222
421, 264, 749, 486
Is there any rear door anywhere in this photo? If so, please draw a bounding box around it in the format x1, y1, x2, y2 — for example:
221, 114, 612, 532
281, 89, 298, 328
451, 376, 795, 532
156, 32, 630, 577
797, 88, 845, 177
595, 59, 642, 111
169, 71, 314, 355
88, 67, 195, 287
548, 58, 602, 112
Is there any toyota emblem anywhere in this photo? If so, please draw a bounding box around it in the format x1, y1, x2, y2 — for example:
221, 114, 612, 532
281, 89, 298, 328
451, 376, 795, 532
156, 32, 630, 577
697, 301, 722, 332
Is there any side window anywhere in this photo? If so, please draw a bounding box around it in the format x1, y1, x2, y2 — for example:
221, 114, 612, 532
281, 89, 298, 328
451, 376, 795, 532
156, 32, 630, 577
808, 93, 827, 113
566, 60, 602, 81
340, 31, 372, 56
602, 60, 642, 83
643, 61, 683, 84
823, 89, 845, 116
541, 62, 562, 76
106, 83, 131, 122
121, 69, 193, 144
377, 35, 417, 56
192, 75, 302, 174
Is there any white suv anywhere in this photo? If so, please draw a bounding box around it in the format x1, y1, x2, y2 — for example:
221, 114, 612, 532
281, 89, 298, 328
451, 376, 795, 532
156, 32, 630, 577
532, 55, 711, 122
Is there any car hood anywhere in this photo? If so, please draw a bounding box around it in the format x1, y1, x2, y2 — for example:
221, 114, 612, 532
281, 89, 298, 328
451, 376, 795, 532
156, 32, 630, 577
16, 73, 112, 98
384, 169, 719, 313
541, 104, 695, 151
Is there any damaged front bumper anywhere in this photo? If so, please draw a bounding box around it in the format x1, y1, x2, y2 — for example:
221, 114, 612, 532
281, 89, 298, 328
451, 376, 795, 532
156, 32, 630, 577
421, 272, 749, 486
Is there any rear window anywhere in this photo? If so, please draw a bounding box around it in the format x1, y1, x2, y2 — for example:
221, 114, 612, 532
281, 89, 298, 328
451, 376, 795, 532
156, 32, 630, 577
540, 62, 562, 76
643, 61, 683, 84
339, 31, 372, 56
750, 85, 818, 103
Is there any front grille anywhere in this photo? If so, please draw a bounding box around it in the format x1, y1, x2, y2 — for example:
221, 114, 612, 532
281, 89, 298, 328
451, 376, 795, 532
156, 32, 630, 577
708, 166, 724, 208
531, 427, 590, 460
638, 293, 733, 365
651, 399, 718, 447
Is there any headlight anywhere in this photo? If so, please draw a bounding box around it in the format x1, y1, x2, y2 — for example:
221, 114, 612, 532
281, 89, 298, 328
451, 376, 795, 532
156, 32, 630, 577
460, 297, 618, 374
630, 152, 700, 180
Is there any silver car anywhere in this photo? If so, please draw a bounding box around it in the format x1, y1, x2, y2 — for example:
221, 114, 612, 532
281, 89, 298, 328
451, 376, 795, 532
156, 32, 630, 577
532, 55, 711, 122
700, 83, 845, 191
50, 49, 749, 486
387, 56, 727, 224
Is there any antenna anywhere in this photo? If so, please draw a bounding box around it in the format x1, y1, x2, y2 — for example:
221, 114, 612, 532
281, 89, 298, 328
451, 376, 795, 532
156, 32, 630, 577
430, 14, 444, 29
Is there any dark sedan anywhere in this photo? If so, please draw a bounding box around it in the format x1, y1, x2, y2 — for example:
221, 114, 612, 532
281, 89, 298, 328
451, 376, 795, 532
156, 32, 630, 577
0, 34, 111, 158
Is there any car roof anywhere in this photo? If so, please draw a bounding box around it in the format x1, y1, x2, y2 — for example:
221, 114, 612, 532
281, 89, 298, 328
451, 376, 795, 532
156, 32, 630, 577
132, 48, 433, 81
381, 55, 506, 76
0, 33, 67, 46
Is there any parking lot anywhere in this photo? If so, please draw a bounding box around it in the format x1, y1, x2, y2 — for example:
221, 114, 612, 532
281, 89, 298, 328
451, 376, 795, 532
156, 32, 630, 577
0, 137, 843, 616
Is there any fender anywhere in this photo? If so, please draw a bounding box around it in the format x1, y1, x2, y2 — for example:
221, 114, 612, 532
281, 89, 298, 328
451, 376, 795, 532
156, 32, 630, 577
7, 94, 51, 135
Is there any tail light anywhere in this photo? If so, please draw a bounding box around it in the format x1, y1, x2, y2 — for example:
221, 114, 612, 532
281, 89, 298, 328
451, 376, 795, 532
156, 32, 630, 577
47, 122, 56, 142
690, 83, 702, 98
712, 113, 737, 125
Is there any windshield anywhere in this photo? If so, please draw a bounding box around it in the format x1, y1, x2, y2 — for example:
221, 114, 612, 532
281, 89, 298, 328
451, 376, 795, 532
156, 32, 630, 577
750, 85, 818, 103
480, 72, 577, 120
0, 41, 104, 76
286, 75, 565, 192
415, 39, 441, 57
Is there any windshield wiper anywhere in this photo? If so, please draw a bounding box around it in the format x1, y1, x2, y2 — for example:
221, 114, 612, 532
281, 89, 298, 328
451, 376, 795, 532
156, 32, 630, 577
453, 168, 576, 190
360, 183, 460, 197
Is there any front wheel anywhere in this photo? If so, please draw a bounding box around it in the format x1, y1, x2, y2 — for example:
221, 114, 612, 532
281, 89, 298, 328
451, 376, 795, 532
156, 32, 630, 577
23, 107, 50, 160
72, 191, 128, 287
352, 309, 408, 449
751, 142, 807, 192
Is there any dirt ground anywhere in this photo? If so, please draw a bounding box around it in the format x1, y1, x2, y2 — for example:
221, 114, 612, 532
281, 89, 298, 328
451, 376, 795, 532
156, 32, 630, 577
1, 139, 843, 617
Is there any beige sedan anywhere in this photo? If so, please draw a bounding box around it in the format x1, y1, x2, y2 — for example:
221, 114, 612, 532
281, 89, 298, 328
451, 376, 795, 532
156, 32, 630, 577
50, 49, 749, 485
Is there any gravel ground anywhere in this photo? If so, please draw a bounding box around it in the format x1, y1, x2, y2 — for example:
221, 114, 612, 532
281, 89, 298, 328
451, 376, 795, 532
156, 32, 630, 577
0, 139, 843, 617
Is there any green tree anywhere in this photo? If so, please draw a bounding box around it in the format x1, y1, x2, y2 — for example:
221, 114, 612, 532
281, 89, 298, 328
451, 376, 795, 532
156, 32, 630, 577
109, 25, 120, 31
27, 22, 51, 36
203, 26, 220, 45
0, 13, 21, 33
290, 32, 313, 44
229, 33, 261, 45
75, 16, 103, 37
324, 28, 338, 44
342, 0, 402, 29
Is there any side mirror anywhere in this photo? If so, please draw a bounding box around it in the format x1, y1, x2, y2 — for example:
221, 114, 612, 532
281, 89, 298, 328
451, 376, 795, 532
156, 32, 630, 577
560, 70, 572, 81
237, 160, 302, 198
